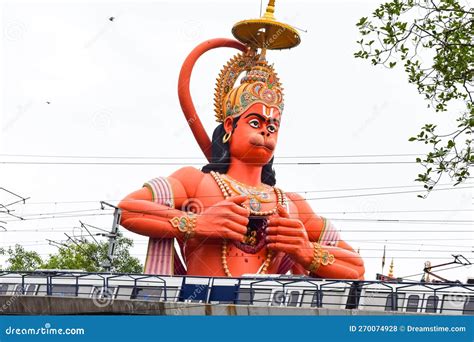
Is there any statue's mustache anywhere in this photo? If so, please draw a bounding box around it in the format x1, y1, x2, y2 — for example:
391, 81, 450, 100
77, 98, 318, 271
248, 134, 276, 151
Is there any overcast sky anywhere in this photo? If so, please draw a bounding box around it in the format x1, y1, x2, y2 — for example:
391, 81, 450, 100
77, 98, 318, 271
0, 0, 472, 282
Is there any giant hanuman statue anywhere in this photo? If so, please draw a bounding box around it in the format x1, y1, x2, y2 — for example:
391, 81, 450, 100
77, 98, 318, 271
118, 1, 365, 279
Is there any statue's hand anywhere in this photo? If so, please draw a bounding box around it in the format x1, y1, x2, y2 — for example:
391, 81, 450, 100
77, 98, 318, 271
194, 195, 249, 242
266, 204, 313, 268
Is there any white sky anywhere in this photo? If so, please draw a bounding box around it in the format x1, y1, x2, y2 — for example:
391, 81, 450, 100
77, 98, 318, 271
0, 0, 472, 282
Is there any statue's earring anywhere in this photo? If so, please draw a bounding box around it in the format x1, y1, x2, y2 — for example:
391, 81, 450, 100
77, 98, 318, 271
222, 131, 232, 143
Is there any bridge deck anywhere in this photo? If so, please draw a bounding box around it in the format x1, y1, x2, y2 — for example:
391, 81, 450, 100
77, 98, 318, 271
0, 295, 427, 315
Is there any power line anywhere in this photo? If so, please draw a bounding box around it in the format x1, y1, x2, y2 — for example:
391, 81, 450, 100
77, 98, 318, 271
7, 207, 473, 217
0, 160, 419, 166
0, 240, 470, 253
1, 213, 112, 222
2, 210, 473, 225
306, 186, 473, 200
0, 249, 466, 259
0, 241, 471, 251
5, 208, 113, 217
0, 238, 474, 243
2, 202, 473, 225
327, 218, 474, 224
352, 240, 473, 248
320, 209, 474, 214
5, 205, 473, 224
9, 184, 473, 207
400, 264, 470, 280
296, 183, 474, 193
0, 187, 29, 220
0, 152, 430, 159
2, 226, 473, 233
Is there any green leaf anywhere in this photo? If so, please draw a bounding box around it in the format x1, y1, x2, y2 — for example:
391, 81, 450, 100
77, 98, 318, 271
357, 17, 368, 27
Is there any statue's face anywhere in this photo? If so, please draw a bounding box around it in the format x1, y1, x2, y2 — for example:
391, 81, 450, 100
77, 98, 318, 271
224, 103, 281, 165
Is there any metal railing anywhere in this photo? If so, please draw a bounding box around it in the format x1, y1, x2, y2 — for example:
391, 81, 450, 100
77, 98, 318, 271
0, 271, 472, 315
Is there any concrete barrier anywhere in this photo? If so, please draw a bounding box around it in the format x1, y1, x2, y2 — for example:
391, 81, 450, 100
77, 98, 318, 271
0, 295, 428, 315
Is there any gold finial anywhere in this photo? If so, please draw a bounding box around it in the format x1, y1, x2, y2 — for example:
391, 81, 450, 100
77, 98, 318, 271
263, 0, 276, 19
232, 0, 301, 50
388, 259, 394, 278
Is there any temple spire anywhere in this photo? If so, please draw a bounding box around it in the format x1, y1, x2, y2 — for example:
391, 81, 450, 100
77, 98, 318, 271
388, 259, 394, 278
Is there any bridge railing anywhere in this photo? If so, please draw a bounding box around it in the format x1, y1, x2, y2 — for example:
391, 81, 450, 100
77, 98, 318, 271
0, 271, 472, 314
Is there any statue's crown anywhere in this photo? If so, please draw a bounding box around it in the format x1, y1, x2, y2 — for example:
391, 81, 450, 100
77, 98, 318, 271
214, 53, 283, 122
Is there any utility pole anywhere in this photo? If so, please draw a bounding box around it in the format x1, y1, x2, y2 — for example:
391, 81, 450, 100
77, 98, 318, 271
0, 187, 29, 220
422, 255, 471, 283
422, 261, 431, 282
99, 201, 122, 272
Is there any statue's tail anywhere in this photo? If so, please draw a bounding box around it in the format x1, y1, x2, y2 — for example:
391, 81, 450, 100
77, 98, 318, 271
178, 38, 246, 162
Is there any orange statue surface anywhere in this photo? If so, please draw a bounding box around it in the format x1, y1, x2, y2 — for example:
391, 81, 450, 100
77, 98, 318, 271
119, 1, 364, 279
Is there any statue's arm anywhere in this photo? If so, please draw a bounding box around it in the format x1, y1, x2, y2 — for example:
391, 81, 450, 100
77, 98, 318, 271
268, 192, 365, 280
118, 167, 198, 240
118, 167, 249, 243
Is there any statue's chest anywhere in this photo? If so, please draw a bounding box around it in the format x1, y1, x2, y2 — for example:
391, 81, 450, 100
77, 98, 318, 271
198, 172, 289, 215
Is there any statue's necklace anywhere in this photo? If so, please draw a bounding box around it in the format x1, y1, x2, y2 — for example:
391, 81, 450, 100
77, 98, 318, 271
220, 173, 273, 212
210, 171, 288, 277
210, 171, 286, 216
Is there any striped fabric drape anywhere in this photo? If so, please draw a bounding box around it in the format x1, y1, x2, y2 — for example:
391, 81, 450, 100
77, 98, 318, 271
318, 218, 340, 247
142, 177, 186, 275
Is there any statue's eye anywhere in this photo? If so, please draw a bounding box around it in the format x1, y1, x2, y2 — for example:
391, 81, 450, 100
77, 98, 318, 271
267, 124, 278, 133
249, 119, 260, 128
